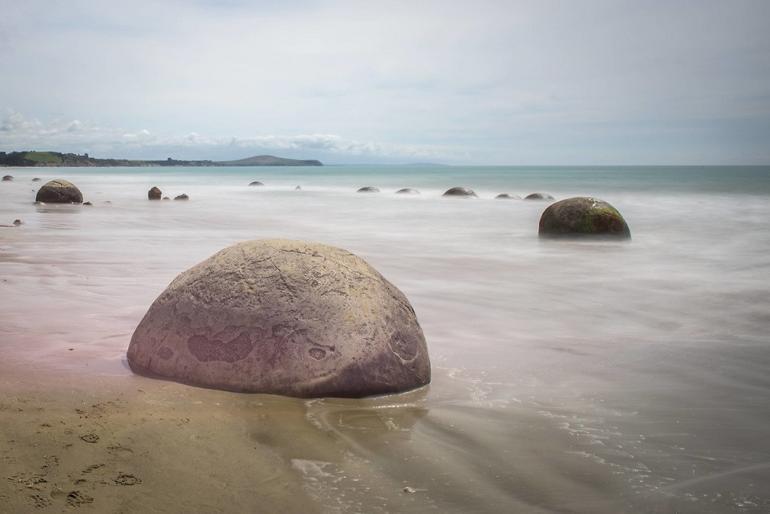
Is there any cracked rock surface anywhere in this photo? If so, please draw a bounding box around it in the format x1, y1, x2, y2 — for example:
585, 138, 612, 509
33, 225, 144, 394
127, 239, 431, 397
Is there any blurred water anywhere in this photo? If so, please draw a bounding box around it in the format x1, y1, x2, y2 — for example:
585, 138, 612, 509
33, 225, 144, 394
1, 165, 770, 513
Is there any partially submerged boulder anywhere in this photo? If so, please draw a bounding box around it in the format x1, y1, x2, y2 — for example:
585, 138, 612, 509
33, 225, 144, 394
495, 193, 519, 200
443, 187, 477, 197
35, 179, 83, 204
148, 186, 162, 200
127, 239, 431, 397
174, 194, 189, 201
32, 177, 41, 182
249, 181, 264, 186
525, 193, 554, 200
396, 188, 420, 195
539, 197, 631, 239
2, 175, 13, 181
357, 186, 380, 193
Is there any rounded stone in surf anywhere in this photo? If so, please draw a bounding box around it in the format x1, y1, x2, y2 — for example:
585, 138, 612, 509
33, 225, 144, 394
35, 179, 83, 204
443, 186, 477, 197
127, 239, 431, 398
538, 197, 631, 239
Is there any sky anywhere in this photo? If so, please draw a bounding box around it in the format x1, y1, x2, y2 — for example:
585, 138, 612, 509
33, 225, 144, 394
0, 0, 769, 165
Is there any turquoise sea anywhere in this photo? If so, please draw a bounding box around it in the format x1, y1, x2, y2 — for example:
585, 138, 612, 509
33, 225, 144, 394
2, 165, 770, 513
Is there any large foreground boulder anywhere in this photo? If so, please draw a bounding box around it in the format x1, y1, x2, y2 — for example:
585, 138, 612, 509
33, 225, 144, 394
539, 197, 631, 239
35, 179, 83, 203
127, 240, 431, 397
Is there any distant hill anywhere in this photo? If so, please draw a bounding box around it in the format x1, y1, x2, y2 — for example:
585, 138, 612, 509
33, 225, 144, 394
0, 151, 323, 167
219, 155, 323, 166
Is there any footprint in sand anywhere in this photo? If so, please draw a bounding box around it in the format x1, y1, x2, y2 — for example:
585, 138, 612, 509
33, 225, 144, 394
66, 490, 94, 507
29, 494, 52, 508
79, 433, 99, 444
81, 463, 105, 474
114, 473, 141, 486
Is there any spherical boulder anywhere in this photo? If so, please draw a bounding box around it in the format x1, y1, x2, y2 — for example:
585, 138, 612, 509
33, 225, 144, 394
127, 240, 431, 397
525, 193, 554, 200
2, 175, 13, 181
357, 186, 380, 193
35, 179, 83, 204
495, 193, 519, 199
539, 197, 631, 239
174, 194, 189, 201
443, 187, 477, 197
249, 181, 263, 186
148, 186, 162, 200
396, 188, 420, 195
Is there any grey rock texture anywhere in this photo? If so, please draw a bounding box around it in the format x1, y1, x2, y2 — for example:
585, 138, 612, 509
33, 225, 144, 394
539, 197, 631, 239
35, 179, 83, 204
443, 187, 477, 197
127, 239, 431, 397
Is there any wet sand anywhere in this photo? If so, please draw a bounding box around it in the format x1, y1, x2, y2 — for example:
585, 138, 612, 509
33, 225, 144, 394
0, 364, 631, 514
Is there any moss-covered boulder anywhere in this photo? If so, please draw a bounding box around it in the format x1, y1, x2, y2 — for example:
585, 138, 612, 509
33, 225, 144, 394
127, 240, 431, 397
539, 197, 630, 239
35, 179, 83, 204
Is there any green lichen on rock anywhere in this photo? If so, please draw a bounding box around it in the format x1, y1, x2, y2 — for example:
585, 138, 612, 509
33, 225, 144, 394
539, 197, 630, 239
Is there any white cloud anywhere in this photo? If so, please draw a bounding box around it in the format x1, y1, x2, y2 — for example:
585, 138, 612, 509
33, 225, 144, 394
0, 111, 461, 162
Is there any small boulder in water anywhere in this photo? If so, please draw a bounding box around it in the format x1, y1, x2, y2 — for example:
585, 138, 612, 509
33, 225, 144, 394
162, 197, 170, 200
35, 179, 83, 204
495, 193, 519, 200
295, 185, 302, 191
539, 197, 631, 239
13, 219, 22, 226
2, 175, 13, 181
396, 188, 420, 195
127, 239, 431, 397
357, 186, 380, 193
174, 194, 189, 201
249, 181, 264, 186
443, 187, 476, 197
148, 186, 162, 200
32, 177, 41, 182
525, 193, 554, 200
83, 201, 93, 206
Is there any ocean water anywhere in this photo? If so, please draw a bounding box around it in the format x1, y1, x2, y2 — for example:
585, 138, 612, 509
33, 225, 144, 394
2, 165, 770, 513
